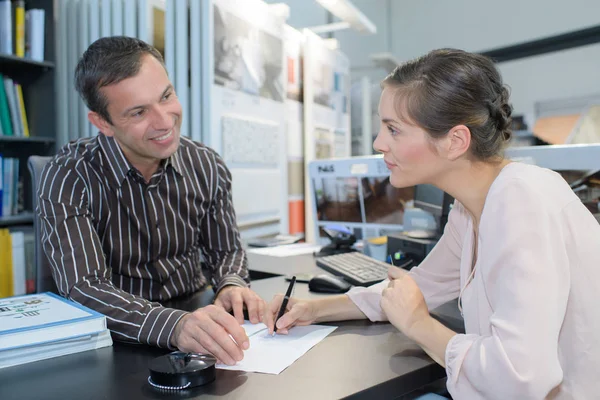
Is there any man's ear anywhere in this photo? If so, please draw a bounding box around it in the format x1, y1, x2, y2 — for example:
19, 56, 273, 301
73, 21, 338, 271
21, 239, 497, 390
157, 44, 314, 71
446, 125, 471, 161
88, 111, 114, 137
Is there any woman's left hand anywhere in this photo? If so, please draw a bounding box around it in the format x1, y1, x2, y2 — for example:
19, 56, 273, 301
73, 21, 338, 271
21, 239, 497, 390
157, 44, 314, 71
381, 267, 431, 339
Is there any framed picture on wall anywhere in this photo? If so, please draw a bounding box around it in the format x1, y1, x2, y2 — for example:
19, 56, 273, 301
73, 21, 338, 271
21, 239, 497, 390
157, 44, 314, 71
139, 0, 165, 56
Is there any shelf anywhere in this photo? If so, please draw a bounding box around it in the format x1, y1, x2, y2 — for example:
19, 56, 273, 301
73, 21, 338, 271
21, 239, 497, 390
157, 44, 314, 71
0, 53, 54, 69
0, 212, 34, 227
0, 53, 54, 82
0, 136, 55, 144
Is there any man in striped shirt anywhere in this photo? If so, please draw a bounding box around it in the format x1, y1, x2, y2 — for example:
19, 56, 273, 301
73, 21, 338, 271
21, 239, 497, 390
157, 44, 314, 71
38, 36, 265, 366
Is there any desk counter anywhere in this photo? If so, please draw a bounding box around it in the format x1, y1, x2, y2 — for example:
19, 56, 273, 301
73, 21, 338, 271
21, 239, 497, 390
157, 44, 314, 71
0, 276, 448, 400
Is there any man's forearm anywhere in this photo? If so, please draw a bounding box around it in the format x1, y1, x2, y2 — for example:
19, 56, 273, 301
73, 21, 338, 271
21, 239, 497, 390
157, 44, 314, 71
70, 279, 188, 348
209, 249, 250, 292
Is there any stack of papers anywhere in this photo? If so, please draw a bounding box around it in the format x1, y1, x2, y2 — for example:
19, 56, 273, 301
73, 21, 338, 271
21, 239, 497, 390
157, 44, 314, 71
217, 322, 337, 374
0, 292, 112, 369
247, 243, 322, 257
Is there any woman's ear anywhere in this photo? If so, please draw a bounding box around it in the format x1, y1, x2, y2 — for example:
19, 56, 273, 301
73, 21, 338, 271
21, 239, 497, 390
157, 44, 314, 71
446, 125, 471, 160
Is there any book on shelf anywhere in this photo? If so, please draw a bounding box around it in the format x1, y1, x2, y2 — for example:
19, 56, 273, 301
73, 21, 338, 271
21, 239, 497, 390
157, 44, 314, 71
0, 0, 12, 55
0, 292, 113, 369
0, 0, 45, 62
0, 156, 23, 217
0, 74, 29, 137
25, 8, 44, 61
3, 77, 21, 136
0, 74, 12, 136
13, 0, 25, 58
0, 226, 33, 297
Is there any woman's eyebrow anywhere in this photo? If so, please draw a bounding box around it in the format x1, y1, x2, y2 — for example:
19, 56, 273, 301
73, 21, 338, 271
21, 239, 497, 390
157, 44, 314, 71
381, 118, 401, 127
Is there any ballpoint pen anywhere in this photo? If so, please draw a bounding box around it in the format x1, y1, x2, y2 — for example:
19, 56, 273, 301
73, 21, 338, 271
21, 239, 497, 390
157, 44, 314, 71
273, 276, 296, 333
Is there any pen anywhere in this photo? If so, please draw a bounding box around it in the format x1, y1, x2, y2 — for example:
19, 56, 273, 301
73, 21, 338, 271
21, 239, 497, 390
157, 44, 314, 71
273, 276, 296, 333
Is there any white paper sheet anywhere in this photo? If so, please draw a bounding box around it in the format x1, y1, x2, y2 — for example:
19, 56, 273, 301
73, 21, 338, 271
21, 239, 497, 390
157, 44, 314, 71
216, 322, 337, 374
246, 243, 322, 257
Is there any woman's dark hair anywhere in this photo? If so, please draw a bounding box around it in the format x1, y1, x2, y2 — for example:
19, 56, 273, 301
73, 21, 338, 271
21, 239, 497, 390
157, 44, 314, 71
382, 48, 513, 160
74, 36, 165, 124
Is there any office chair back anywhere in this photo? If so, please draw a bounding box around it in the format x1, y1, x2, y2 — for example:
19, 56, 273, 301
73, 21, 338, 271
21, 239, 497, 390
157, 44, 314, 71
27, 155, 57, 293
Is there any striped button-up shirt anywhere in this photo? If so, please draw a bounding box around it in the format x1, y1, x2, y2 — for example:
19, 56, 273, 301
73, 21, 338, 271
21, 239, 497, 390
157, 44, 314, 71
38, 134, 249, 348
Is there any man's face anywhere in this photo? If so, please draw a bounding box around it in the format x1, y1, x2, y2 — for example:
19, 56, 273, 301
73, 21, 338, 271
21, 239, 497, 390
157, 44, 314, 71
91, 54, 183, 172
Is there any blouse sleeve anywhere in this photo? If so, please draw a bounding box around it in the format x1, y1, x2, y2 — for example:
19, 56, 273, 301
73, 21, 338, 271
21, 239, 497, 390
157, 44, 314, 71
346, 201, 466, 321
445, 178, 570, 399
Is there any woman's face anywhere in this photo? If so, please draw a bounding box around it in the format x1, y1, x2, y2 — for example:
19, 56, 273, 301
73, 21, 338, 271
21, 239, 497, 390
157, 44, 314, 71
373, 87, 448, 188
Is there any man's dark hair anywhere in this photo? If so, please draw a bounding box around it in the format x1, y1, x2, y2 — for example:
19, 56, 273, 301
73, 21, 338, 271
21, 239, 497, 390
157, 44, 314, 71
74, 36, 165, 124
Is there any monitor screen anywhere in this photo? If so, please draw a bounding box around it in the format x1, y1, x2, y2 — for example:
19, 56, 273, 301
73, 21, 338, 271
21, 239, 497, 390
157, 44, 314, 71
314, 177, 362, 223
362, 177, 414, 225
309, 156, 452, 242
414, 184, 445, 216
557, 169, 600, 218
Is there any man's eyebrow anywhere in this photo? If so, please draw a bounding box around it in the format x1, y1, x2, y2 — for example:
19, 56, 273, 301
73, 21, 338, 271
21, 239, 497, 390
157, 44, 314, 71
160, 84, 174, 99
122, 85, 174, 116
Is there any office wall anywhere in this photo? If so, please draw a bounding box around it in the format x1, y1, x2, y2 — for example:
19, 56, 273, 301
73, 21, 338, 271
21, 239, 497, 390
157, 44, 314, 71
331, 0, 390, 83
388, 0, 600, 124
267, 0, 327, 29
389, 0, 600, 60
272, 0, 600, 124
498, 43, 600, 122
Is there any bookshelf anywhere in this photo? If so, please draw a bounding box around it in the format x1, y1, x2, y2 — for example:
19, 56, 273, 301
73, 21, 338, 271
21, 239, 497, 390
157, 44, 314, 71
0, 53, 55, 74
0, 0, 56, 222
0, 211, 34, 227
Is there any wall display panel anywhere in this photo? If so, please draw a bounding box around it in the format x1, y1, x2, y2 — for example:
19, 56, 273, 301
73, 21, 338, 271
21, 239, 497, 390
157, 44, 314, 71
284, 26, 305, 235
197, 0, 288, 238
302, 29, 351, 242
213, 4, 284, 103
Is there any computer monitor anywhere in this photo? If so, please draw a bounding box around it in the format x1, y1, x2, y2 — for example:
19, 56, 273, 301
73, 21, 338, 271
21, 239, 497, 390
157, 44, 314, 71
505, 144, 600, 222
412, 184, 454, 237
308, 156, 447, 243
414, 184, 445, 216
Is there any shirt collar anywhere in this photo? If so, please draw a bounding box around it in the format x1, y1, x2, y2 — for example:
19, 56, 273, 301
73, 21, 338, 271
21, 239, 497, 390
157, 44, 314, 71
98, 134, 186, 186
98, 134, 131, 186
165, 146, 186, 178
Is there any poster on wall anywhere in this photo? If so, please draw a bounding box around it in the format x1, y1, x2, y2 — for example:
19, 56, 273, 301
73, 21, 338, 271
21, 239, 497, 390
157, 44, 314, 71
286, 26, 303, 103
314, 127, 334, 159
302, 29, 351, 242
141, 0, 166, 56
213, 4, 284, 102
206, 0, 288, 239
284, 25, 305, 236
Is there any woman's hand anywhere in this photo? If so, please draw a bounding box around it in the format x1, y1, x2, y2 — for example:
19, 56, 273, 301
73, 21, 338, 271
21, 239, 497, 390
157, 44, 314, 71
264, 295, 318, 335
381, 266, 431, 339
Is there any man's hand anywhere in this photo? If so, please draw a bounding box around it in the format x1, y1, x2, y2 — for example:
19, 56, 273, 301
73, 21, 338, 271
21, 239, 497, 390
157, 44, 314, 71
264, 295, 318, 335
213, 286, 266, 325
380, 266, 431, 339
170, 305, 249, 365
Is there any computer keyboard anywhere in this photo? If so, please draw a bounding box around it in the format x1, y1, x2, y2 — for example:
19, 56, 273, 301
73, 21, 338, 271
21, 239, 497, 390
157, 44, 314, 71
315, 252, 396, 287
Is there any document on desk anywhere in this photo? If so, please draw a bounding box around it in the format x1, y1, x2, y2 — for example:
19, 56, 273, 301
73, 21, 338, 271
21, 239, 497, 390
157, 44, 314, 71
246, 243, 322, 257
217, 322, 337, 374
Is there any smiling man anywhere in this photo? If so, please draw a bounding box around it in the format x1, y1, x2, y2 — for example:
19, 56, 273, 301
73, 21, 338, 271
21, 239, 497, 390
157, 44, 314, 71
37, 36, 263, 366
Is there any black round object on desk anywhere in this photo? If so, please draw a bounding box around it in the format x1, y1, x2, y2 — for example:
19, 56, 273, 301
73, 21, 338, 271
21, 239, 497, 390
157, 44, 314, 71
148, 351, 217, 390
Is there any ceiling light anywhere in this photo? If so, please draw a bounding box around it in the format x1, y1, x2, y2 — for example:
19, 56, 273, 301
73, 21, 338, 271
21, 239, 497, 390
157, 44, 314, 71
314, 0, 376, 34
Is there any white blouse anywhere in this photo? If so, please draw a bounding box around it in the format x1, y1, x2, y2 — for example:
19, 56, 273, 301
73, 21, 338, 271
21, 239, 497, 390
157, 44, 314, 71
347, 162, 600, 399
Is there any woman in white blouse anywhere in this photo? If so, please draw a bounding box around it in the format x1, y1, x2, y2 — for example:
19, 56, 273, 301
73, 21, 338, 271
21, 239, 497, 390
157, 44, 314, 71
264, 49, 600, 399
